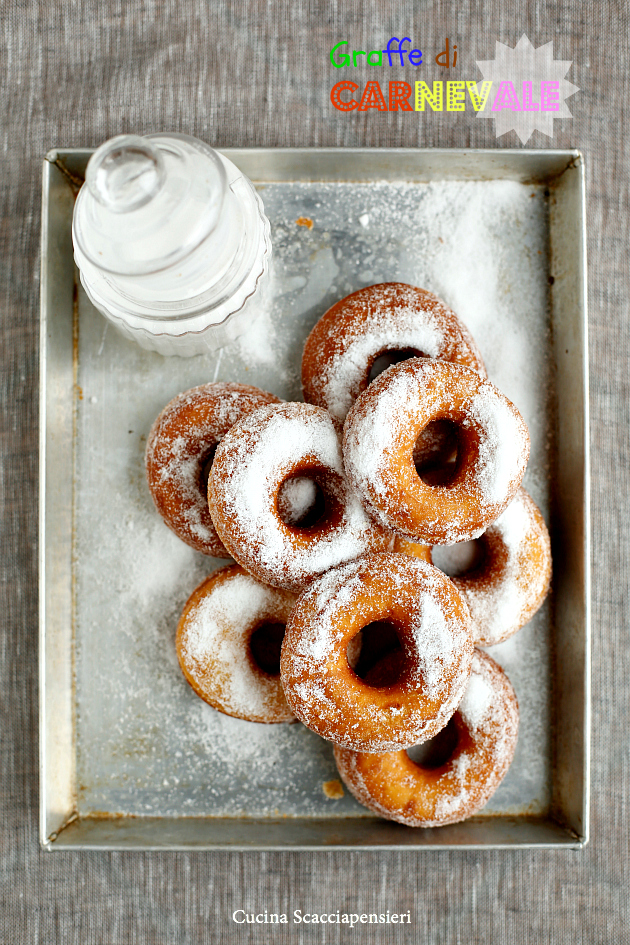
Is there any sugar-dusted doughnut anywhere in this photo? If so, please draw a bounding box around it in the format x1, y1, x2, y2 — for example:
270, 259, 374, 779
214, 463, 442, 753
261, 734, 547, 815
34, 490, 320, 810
208, 402, 392, 592
146, 382, 281, 557
334, 649, 519, 826
176, 565, 297, 723
280, 552, 473, 752
302, 283, 486, 429
343, 358, 530, 545
432, 488, 551, 646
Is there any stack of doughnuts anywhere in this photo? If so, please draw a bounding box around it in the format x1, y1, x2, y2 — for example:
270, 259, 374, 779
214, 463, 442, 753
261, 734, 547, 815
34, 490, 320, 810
146, 282, 551, 828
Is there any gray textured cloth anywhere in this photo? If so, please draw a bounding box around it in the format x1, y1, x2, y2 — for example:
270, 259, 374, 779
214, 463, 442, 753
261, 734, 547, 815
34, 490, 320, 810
0, 0, 626, 942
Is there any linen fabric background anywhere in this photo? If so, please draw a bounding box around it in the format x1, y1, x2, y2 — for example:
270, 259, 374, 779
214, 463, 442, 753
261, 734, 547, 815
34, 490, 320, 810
0, 1, 627, 942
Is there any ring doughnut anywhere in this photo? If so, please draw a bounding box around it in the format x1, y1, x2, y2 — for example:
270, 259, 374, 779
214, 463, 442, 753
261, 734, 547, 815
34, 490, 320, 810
280, 552, 473, 752
431, 488, 551, 646
343, 358, 530, 544
146, 382, 280, 557
334, 648, 519, 826
302, 283, 486, 430
176, 565, 297, 723
208, 402, 391, 592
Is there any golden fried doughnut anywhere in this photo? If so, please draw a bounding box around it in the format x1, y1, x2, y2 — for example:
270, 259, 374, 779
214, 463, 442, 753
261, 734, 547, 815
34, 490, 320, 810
302, 283, 486, 429
176, 565, 296, 723
343, 358, 530, 544
208, 402, 391, 592
334, 649, 519, 826
280, 552, 473, 752
146, 382, 280, 556
431, 488, 551, 646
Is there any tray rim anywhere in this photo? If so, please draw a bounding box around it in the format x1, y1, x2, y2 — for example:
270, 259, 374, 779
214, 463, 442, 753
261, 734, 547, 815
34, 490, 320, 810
39, 146, 590, 852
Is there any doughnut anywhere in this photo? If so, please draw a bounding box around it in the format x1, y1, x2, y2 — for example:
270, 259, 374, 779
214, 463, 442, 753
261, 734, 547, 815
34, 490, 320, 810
393, 536, 432, 562
334, 649, 519, 827
431, 488, 551, 646
176, 565, 297, 723
301, 283, 486, 430
208, 402, 392, 592
145, 382, 280, 557
343, 358, 530, 545
280, 552, 473, 752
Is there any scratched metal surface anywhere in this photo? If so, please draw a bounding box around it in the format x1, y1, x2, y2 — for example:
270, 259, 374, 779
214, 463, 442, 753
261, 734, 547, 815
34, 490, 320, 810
71, 174, 552, 822
1, 0, 625, 941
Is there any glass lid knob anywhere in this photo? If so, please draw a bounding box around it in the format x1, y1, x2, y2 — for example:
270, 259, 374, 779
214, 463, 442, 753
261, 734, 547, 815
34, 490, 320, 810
85, 134, 166, 213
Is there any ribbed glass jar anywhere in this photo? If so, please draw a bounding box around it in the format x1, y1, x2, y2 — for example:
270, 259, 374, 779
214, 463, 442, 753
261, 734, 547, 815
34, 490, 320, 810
72, 133, 272, 356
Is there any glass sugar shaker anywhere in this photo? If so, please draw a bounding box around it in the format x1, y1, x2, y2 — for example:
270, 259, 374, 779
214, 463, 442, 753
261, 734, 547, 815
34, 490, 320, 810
72, 133, 272, 356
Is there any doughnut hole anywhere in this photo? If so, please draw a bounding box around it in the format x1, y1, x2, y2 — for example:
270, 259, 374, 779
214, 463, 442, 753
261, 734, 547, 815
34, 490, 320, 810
249, 621, 286, 676
198, 444, 219, 494
406, 715, 460, 769
368, 348, 426, 384
413, 418, 460, 487
276, 466, 345, 533
431, 538, 486, 578
277, 476, 325, 528
348, 621, 405, 687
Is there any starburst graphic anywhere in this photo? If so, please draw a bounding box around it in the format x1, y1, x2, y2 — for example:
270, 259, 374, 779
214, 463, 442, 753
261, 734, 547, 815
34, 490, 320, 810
476, 35, 579, 143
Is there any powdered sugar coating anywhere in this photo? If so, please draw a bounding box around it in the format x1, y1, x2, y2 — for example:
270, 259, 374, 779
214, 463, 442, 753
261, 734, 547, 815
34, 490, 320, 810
302, 283, 486, 428
343, 358, 530, 544
435, 488, 552, 647
334, 648, 519, 826
146, 382, 281, 556
176, 565, 296, 723
208, 402, 391, 592
281, 552, 473, 752
466, 387, 524, 505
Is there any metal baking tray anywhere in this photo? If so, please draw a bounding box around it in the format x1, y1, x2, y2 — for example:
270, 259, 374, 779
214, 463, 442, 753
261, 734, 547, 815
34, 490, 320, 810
40, 148, 589, 850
